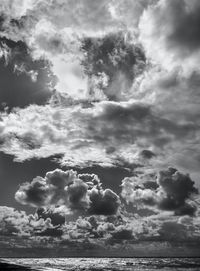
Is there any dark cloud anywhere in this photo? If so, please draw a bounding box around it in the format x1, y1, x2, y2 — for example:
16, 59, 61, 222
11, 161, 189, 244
174, 202, 197, 216
0, 37, 57, 111
0, 14, 6, 31
140, 150, 156, 159
122, 168, 198, 216
15, 169, 121, 216
84, 101, 196, 151
78, 173, 120, 215
81, 31, 146, 101
15, 177, 50, 207
139, 0, 200, 72
158, 168, 198, 212
158, 221, 194, 242
161, 0, 200, 54
89, 188, 120, 215
67, 179, 90, 211
36, 207, 65, 226
109, 228, 133, 242
36, 227, 63, 237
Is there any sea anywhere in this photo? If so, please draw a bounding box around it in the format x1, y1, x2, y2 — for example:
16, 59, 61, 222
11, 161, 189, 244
0, 258, 200, 271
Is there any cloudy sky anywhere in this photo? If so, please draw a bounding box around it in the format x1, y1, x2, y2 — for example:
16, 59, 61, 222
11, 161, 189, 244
0, 0, 200, 257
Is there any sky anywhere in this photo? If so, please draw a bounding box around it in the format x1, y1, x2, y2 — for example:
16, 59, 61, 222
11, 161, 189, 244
0, 0, 200, 257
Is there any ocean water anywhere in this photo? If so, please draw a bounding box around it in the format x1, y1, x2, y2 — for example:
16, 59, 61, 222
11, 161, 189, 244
1, 258, 200, 271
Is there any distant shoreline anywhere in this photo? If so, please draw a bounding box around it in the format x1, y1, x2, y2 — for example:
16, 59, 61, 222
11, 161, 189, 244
0, 256, 200, 263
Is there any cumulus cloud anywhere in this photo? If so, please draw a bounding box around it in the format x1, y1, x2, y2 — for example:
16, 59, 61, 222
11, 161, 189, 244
157, 168, 198, 212
36, 206, 66, 226
122, 168, 199, 216
0, 206, 30, 236
15, 169, 120, 216
89, 188, 120, 215
0, 206, 59, 237
1, 205, 200, 245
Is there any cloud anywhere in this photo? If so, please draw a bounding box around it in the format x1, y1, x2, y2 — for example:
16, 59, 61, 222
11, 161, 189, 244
0, 96, 198, 171
78, 173, 121, 216
130, 63, 200, 179
110, 0, 157, 29
121, 167, 199, 216
28, 0, 116, 33
15, 169, 88, 208
15, 169, 121, 216
157, 168, 198, 211
81, 31, 146, 101
0, 0, 152, 101
157, 218, 200, 242
139, 149, 156, 159
88, 188, 120, 215
0, 0, 32, 19
0, 0, 153, 41
139, 0, 200, 73
36, 206, 66, 226
108, 227, 134, 244
0, 206, 30, 236
0, 206, 58, 237
0, 37, 56, 110
1, 206, 200, 247
0, 0, 116, 100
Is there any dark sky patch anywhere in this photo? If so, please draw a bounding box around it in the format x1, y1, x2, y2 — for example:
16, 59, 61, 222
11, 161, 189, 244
69, 165, 132, 194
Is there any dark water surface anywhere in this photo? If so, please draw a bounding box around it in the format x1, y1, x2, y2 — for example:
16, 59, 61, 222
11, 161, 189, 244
1, 258, 200, 271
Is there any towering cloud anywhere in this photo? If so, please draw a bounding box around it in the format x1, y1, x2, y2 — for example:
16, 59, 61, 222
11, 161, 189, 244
157, 168, 198, 214
121, 168, 199, 216
15, 169, 120, 216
